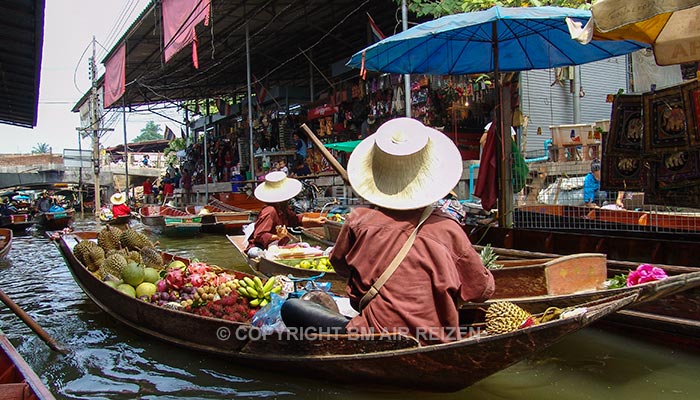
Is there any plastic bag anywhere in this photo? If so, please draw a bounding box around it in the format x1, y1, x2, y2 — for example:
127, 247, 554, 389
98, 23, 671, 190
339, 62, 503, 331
251, 293, 287, 335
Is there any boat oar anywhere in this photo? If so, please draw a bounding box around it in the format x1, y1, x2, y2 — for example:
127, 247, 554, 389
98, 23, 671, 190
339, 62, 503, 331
0, 288, 68, 354
301, 124, 350, 185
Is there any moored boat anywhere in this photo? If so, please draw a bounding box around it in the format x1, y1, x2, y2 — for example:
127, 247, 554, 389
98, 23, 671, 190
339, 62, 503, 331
466, 224, 700, 348
33, 209, 74, 231
0, 228, 12, 258
0, 214, 35, 233
185, 204, 256, 234
0, 329, 55, 399
55, 230, 639, 392
514, 204, 700, 241
139, 206, 201, 236
99, 214, 133, 228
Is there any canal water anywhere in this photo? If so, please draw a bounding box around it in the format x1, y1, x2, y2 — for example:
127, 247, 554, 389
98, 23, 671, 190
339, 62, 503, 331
1, 215, 699, 399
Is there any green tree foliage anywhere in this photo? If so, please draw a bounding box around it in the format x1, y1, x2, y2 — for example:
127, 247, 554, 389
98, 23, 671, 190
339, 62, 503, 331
401, 0, 590, 17
31, 143, 50, 154
133, 121, 163, 143
163, 137, 187, 165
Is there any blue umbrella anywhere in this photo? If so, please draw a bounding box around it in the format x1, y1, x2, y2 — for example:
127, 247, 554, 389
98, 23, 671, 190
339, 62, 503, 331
346, 6, 647, 226
346, 6, 647, 75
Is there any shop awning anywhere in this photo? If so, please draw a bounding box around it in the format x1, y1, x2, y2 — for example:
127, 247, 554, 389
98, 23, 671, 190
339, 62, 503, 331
324, 140, 361, 153
72, 0, 402, 111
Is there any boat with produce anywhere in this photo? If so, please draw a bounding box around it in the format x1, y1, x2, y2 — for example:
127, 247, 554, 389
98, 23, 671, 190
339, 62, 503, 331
226, 235, 346, 293
55, 229, 640, 392
467, 224, 700, 347
0, 228, 12, 258
0, 213, 34, 233
185, 203, 256, 234
33, 209, 74, 231
229, 233, 700, 325
0, 329, 55, 399
138, 206, 201, 236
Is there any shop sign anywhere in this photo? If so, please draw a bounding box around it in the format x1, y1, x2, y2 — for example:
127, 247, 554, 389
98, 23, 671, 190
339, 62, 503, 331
308, 105, 338, 120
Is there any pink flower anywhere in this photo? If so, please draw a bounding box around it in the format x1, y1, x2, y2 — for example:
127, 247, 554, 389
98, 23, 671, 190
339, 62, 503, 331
626, 264, 668, 286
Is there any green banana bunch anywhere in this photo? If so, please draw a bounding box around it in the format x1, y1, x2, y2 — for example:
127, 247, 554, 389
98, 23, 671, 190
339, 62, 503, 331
236, 276, 282, 308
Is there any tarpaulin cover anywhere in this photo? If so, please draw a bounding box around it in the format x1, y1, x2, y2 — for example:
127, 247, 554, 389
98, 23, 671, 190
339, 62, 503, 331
324, 140, 362, 153
103, 44, 126, 108
162, 0, 210, 68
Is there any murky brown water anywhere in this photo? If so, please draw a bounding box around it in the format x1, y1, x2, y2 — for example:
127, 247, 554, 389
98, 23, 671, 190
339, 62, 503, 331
1, 215, 698, 399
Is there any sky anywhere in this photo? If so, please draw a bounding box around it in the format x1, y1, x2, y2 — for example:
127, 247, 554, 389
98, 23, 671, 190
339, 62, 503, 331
0, 0, 180, 154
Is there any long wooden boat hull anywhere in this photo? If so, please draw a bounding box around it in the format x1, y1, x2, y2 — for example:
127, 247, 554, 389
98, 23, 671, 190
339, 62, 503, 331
0, 332, 55, 399
467, 224, 700, 346
57, 231, 639, 392
33, 209, 74, 231
467, 223, 700, 267
99, 215, 133, 229
0, 228, 12, 259
0, 214, 35, 232
514, 205, 700, 241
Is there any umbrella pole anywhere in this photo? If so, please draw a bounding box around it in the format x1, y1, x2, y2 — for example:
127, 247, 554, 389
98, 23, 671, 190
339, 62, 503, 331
493, 21, 514, 228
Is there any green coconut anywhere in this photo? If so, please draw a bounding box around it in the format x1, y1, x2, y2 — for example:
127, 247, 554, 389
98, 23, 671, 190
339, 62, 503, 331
117, 283, 136, 297
143, 267, 160, 284
121, 263, 145, 287
136, 282, 157, 298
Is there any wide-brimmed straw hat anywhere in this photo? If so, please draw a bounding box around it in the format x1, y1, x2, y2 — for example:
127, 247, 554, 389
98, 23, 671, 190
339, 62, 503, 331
254, 171, 302, 203
347, 117, 463, 210
110, 192, 127, 205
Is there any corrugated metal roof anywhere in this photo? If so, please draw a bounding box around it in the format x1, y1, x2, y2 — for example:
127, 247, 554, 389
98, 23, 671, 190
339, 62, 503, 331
0, 0, 45, 128
73, 0, 403, 111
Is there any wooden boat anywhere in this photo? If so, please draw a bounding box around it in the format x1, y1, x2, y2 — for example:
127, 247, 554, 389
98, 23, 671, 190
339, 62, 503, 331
33, 209, 74, 231
55, 231, 639, 393
229, 233, 700, 329
0, 214, 34, 233
0, 330, 55, 399
466, 223, 700, 267
0, 228, 11, 259
139, 206, 201, 236
226, 235, 347, 293
185, 203, 256, 234
299, 227, 334, 246
211, 192, 265, 212
466, 224, 700, 347
99, 214, 133, 228
514, 204, 700, 240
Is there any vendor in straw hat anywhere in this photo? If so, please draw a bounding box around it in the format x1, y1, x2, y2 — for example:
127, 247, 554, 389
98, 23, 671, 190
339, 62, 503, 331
246, 171, 326, 256
110, 192, 131, 218
283, 118, 495, 343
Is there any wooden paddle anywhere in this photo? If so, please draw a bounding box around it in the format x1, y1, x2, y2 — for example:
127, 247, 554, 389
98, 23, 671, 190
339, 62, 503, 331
300, 123, 350, 185
0, 289, 68, 353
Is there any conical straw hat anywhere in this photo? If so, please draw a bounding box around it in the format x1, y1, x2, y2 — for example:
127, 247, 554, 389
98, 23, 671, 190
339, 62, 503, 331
254, 171, 302, 203
347, 117, 463, 210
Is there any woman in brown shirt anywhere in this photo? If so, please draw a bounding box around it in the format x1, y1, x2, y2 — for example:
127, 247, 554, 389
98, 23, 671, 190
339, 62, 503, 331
330, 118, 495, 344
247, 171, 325, 255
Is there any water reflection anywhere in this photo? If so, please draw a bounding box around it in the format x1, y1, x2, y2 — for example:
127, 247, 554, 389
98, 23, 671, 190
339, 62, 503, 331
0, 215, 698, 399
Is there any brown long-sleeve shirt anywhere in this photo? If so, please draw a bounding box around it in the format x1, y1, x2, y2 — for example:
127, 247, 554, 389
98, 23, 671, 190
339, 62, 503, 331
247, 205, 303, 250
330, 207, 495, 344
